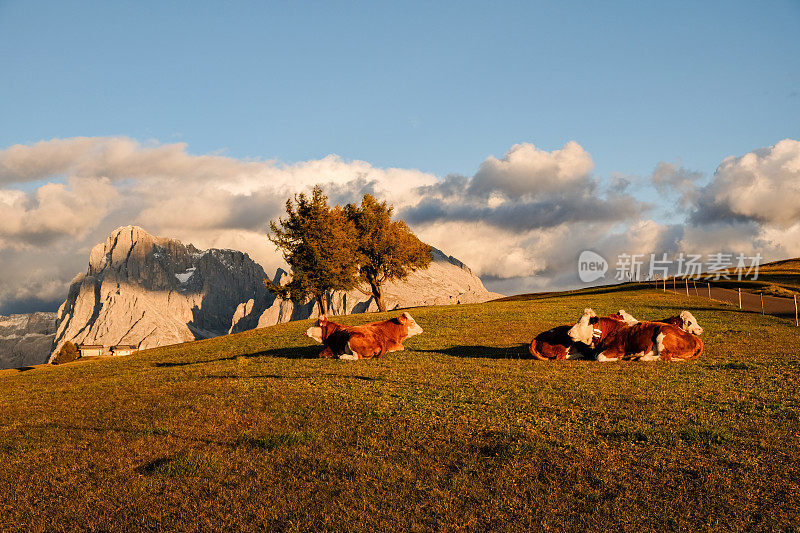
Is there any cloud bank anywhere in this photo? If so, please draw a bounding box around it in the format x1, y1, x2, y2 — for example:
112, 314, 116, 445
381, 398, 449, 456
0, 136, 798, 314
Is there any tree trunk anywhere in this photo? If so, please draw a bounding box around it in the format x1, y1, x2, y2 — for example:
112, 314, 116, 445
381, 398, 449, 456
370, 281, 386, 312
316, 293, 328, 316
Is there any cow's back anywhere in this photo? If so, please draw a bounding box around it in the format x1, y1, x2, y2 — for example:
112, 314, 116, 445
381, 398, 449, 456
322, 322, 404, 359
599, 322, 703, 361
658, 323, 704, 361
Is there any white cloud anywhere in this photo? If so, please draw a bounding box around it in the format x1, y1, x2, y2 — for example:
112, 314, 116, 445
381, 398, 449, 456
0, 137, 439, 312
651, 161, 702, 208
415, 221, 546, 279
759, 223, 800, 258
0, 177, 120, 247
694, 139, 800, 227
416, 217, 681, 294
0, 136, 798, 313
404, 141, 642, 232
469, 141, 594, 197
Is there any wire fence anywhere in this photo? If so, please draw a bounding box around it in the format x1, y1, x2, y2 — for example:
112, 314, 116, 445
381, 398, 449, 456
647, 278, 799, 326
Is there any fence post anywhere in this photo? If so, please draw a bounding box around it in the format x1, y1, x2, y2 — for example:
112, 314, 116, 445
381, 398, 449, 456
708, 282, 711, 299
738, 288, 742, 309
693, 281, 699, 296
760, 293, 764, 315
673, 277, 676, 292
663, 277, 666, 292
795, 294, 798, 327
685, 278, 689, 296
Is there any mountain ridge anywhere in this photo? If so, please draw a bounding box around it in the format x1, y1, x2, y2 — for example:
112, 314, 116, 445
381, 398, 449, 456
46, 225, 499, 363
50, 226, 273, 361
0, 312, 57, 370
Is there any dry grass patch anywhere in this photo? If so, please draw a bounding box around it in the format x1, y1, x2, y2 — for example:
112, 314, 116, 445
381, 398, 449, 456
1, 287, 799, 531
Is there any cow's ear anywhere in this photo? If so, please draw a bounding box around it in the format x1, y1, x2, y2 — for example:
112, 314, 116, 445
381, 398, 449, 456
319, 314, 327, 324
589, 316, 599, 325
398, 312, 410, 323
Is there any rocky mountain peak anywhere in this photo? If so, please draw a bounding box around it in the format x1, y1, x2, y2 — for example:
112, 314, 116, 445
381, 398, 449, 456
51, 226, 272, 359
43, 226, 500, 363
89, 226, 162, 273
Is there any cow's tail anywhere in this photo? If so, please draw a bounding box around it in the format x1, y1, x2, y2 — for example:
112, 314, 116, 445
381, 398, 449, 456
528, 340, 547, 361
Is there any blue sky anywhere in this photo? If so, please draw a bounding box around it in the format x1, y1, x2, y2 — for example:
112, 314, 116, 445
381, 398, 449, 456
1, 1, 800, 313
2, 0, 798, 180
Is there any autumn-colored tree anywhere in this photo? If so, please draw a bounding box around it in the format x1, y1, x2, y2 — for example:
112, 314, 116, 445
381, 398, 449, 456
52, 341, 79, 365
266, 186, 359, 315
345, 194, 432, 312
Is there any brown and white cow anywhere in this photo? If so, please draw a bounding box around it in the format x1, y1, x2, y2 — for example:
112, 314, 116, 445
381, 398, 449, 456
618, 310, 704, 336
528, 309, 632, 360
567, 309, 703, 362
305, 312, 424, 360
657, 311, 703, 335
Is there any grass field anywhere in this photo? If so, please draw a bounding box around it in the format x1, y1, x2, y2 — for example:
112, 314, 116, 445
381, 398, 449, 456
2, 286, 799, 531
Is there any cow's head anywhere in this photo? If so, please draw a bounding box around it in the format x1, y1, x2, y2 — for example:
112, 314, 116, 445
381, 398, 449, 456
305, 314, 327, 343
397, 312, 423, 338
617, 309, 639, 325
567, 308, 597, 345
679, 310, 703, 335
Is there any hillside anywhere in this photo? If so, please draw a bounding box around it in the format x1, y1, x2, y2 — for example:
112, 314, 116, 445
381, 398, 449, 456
738, 257, 800, 296
760, 257, 800, 272
703, 257, 800, 297
1, 287, 799, 530
47, 225, 498, 367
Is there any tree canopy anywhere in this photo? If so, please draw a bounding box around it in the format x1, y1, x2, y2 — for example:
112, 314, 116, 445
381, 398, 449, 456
345, 194, 431, 312
266, 186, 359, 315
266, 188, 432, 314
52, 341, 79, 365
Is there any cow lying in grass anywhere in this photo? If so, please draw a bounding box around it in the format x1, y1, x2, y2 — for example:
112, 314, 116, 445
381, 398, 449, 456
529, 309, 704, 361
305, 312, 424, 360
567, 308, 704, 362
528, 310, 631, 360
653, 310, 703, 335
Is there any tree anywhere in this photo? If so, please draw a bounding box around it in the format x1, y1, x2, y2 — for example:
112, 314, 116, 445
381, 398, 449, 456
266, 186, 359, 315
345, 194, 432, 312
52, 341, 79, 365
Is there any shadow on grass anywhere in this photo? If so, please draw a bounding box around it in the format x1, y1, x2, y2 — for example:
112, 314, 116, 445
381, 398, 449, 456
152, 345, 321, 368
31, 422, 317, 453
153, 360, 222, 367
16, 366, 35, 372
249, 345, 321, 359
136, 455, 209, 477
202, 372, 385, 382
429, 344, 531, 359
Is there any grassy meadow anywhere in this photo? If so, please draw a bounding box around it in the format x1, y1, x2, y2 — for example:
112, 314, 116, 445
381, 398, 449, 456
1, 286, 799, 531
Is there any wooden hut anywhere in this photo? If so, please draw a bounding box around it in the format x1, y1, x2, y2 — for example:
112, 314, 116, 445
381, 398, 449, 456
77, 344, 104, 357
110, 345, 138, 356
